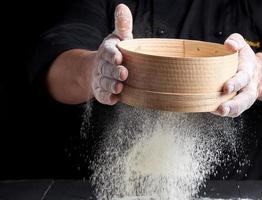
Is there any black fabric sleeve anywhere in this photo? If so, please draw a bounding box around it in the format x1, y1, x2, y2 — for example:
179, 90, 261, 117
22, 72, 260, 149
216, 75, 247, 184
32, 0, 111, 78
248, 0, 262, 51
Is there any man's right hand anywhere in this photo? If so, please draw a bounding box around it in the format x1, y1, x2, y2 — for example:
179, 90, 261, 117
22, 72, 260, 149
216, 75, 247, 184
91, 4, 133, 105
46, 4, 133, 105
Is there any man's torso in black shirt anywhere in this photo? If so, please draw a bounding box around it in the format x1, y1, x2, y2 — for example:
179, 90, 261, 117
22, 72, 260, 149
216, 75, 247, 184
33, 0, 262, 180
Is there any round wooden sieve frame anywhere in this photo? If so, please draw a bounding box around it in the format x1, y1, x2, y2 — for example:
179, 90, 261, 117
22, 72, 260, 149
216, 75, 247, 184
117, 38, 238, 112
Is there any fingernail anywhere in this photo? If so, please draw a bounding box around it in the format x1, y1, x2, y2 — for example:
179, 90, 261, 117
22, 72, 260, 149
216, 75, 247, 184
115, 9, 124, 18
227, 39, 239, 50
119, 68, 127, 81
226, 84, 234, 94
222, 106, 230, 116
109, 95, 118, 105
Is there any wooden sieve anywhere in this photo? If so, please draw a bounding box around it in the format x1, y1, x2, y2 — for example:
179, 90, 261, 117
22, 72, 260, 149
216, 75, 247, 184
117, 38, 238, 112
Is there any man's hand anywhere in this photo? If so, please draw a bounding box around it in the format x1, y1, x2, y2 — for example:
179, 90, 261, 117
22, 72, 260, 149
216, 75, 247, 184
214, 33, 262, 117
91, 4, 133, 105
46, 4, 132, 105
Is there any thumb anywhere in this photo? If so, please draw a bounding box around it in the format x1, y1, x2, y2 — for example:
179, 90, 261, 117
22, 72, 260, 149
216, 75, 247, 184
224, 33, 253, 57
114, 4, 133, 40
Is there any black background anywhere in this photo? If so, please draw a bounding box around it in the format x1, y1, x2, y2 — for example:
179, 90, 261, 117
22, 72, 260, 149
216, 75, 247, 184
1, 0, 82, 179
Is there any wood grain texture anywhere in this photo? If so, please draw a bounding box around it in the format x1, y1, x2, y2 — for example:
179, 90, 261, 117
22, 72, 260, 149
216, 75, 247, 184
117, 38, 238, 112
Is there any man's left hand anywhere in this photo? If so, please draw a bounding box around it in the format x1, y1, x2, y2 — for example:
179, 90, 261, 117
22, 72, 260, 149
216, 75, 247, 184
214, 33, 262, 117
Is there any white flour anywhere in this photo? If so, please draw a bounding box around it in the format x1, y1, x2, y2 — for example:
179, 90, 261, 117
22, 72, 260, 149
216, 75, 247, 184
85, 103, 244, 200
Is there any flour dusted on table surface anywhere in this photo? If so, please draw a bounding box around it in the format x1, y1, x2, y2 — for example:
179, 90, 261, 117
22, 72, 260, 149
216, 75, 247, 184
84, 103, 244, 200
111, 198, 252, 200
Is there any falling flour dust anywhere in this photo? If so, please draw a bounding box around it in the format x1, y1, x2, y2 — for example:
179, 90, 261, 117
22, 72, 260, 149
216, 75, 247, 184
81, 102, 246, 200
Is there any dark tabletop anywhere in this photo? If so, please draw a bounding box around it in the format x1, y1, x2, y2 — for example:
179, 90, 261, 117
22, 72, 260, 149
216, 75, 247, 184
0, 180, 261, 200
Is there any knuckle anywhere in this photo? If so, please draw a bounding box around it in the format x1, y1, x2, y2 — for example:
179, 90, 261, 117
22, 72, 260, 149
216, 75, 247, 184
98, 48, 106, 60
234, 103, 241, 115
102, 93, 110, 103
110, 81, 116, 93
103, 63, 110, 76
97, 60, 104, 74
100, 77, 115, 93
234, 78, 242, 91
230, 101, 241, 116
100, 77, 107, 89
111, 53, 118, 64
105, 79, 112, 91
104, 43, 119, 62
103, 63, 114, 78
113, 66, 121, 80
111, 66, 117, 79
220, 105, 229, 116
234, 70, 250, 90
97, 90, 109, 104
104, 38, 118, 49
95, 88, 104, 103
96, 75, 103, 87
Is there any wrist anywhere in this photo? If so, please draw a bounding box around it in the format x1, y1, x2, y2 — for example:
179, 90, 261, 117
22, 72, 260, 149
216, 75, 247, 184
77, 49, 97, 100
46, 49, 97, 104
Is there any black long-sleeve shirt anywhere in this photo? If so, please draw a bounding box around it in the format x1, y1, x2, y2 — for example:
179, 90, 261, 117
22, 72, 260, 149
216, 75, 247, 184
32, 0, 262, 179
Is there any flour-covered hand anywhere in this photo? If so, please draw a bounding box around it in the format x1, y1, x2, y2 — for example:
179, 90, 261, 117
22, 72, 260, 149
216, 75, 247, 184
91, 4, 133, 105
214, 33, 262, 117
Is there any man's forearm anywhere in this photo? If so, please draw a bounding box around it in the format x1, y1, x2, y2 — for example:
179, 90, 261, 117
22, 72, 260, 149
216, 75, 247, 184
46, 49, 96, 105
257, 52, 262, 101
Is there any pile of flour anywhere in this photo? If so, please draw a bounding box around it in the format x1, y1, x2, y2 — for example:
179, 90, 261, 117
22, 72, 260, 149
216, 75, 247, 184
84, 103, 244, 200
